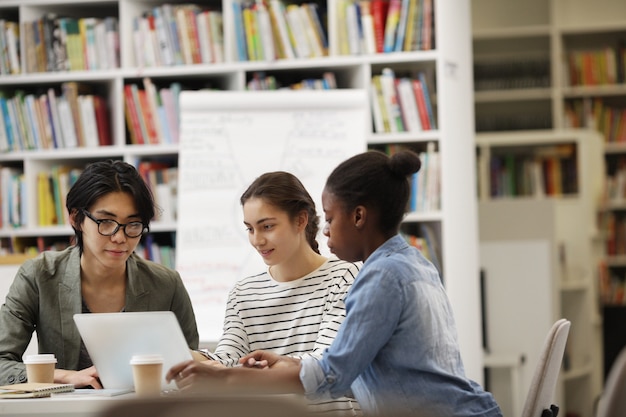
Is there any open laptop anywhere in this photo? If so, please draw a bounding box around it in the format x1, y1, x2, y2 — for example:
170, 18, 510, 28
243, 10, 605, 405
73, 311, 194, 390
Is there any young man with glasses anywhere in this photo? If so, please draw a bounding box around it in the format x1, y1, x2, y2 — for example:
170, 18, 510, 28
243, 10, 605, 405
0, 160, 198, 389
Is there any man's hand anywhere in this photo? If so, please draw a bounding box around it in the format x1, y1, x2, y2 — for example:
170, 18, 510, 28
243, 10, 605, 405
54, 366, 102, 389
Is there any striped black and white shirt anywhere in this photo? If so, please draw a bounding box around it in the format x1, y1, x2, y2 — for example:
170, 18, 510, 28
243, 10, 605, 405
212, 257, 362, 416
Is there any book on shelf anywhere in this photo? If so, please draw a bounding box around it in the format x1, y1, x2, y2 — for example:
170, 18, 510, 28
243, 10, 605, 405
232, 1, 249, 61
371, 75, 391, 132
268, 0, 294, 59
285, 4, 311, 59
5, 21, 20, 74
195, 10, 213, 64
137, 89, 159, 145
61, 82, 91, 147
358, 1, 376, 54
208, 11, 224, 62
92, 95, 112, 147
78, 95, 99, 148
383, 0, 401, 53
0, 383, 74, 399
371, 0, 389, 53
46, 88, 63, 148
393, 0, 410, 52
402, 0, 417, 51
255, 0, 276, 60
379, 68, 405, 132
301, 3, 326, 57
395, 77, 422, 132
411, 77, 430, 130
124, 85, 143, 145
345, 1, 361, 55
56, 97, 78, 148
420, 0, 433, 50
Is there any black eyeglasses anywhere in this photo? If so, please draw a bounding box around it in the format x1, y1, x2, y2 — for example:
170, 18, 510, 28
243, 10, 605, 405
82, 210, 147, 238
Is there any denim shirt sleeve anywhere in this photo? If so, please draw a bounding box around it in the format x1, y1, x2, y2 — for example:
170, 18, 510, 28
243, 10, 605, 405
300, 259, 405, 400
300, 356, 328, 398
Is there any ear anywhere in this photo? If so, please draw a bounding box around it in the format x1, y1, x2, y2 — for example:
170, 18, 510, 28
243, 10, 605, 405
69, 209, 81, 230
354, 206, 366, 229
296, 210, 308, 231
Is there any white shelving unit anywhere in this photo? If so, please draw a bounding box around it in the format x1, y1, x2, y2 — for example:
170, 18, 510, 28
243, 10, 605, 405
472, 1, 626, 414
0, 0, 482, 380
476, 129, 605, 417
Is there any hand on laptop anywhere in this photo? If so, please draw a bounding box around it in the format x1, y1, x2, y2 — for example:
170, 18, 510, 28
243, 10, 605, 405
54, 366, 102, 389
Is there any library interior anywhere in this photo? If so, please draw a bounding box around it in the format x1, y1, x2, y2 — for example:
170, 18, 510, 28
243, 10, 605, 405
0, 0, 625, 416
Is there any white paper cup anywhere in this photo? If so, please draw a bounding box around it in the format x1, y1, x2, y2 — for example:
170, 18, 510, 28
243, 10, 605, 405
23, 354, 57, 383
130, 354, 164, 396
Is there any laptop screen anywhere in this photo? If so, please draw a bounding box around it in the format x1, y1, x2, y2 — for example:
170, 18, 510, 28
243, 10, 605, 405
73, 311, 193, 390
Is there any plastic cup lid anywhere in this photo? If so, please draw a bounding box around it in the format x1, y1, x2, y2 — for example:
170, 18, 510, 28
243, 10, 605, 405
24, 354, 57, 364
129, 354, 164, 365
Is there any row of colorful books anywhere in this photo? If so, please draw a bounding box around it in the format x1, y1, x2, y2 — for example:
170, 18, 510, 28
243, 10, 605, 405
566, 44, 626, 87
133, 4, 224, 68
337, 0, 433, 56
0, 236, 71, 256
604, 212, 626, 258
37, 166, 83, 227
233, 0, 327, 61
246, 71, 337, 90
23, 14, 119, 73
124, 79, 181, 146
0, 167, 25, 229
402, 224, 441, 276
598, 260, 626, 306
0, 83, 112, 153
371, 68, 436, 133
138, 161, 178, 223
564, 98, 626, 144
384, 142, 439, 212
0, 20, 20, 75
136, 237, 176, 269
487, 145, 578, 198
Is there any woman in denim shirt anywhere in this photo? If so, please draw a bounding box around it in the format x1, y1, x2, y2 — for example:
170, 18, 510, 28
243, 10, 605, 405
167, 150, 502, 417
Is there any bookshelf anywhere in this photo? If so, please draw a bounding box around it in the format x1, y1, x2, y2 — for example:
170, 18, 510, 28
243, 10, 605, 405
472, 0, 626, 414
476, 129, 605, 417
0, 0, 481, 381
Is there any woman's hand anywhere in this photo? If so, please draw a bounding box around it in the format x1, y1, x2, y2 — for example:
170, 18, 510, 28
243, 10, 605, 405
54, 366, 102, 389
240, 350, 300, 369
166, 360, 226, 393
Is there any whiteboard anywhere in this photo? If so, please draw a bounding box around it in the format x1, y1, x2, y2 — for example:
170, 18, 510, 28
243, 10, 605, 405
176, 90, 368, 342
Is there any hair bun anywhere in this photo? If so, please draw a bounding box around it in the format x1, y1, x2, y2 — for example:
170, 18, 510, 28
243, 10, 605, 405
389, 150, 422, 178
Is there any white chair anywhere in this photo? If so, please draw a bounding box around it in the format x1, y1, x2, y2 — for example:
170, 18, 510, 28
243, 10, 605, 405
596, 345, 626, 417
520, 318, 571, 417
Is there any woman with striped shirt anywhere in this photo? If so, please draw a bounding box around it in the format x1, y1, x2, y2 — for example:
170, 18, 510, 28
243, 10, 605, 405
201, 171, 361, 416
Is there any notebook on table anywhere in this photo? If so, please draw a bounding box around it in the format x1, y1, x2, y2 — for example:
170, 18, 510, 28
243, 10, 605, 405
0, 382, 74, 398
73, 311, 194, 391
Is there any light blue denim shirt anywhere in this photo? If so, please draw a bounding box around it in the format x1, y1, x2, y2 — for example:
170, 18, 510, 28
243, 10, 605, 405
300, 234, 502, 417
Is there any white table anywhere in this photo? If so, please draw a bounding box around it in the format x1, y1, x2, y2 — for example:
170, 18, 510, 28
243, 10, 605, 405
0, 393, 135, 417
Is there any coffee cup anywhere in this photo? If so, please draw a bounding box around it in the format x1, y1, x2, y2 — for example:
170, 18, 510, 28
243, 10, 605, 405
130, 354, 164, 396
23, 354, 57, 383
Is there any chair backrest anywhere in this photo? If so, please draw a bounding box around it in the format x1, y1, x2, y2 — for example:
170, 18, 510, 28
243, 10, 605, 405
597, 345, 626, 417
520, 318, 571, 417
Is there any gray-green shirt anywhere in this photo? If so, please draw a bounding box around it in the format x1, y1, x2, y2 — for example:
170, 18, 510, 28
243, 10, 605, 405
0, 246, 199, 385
